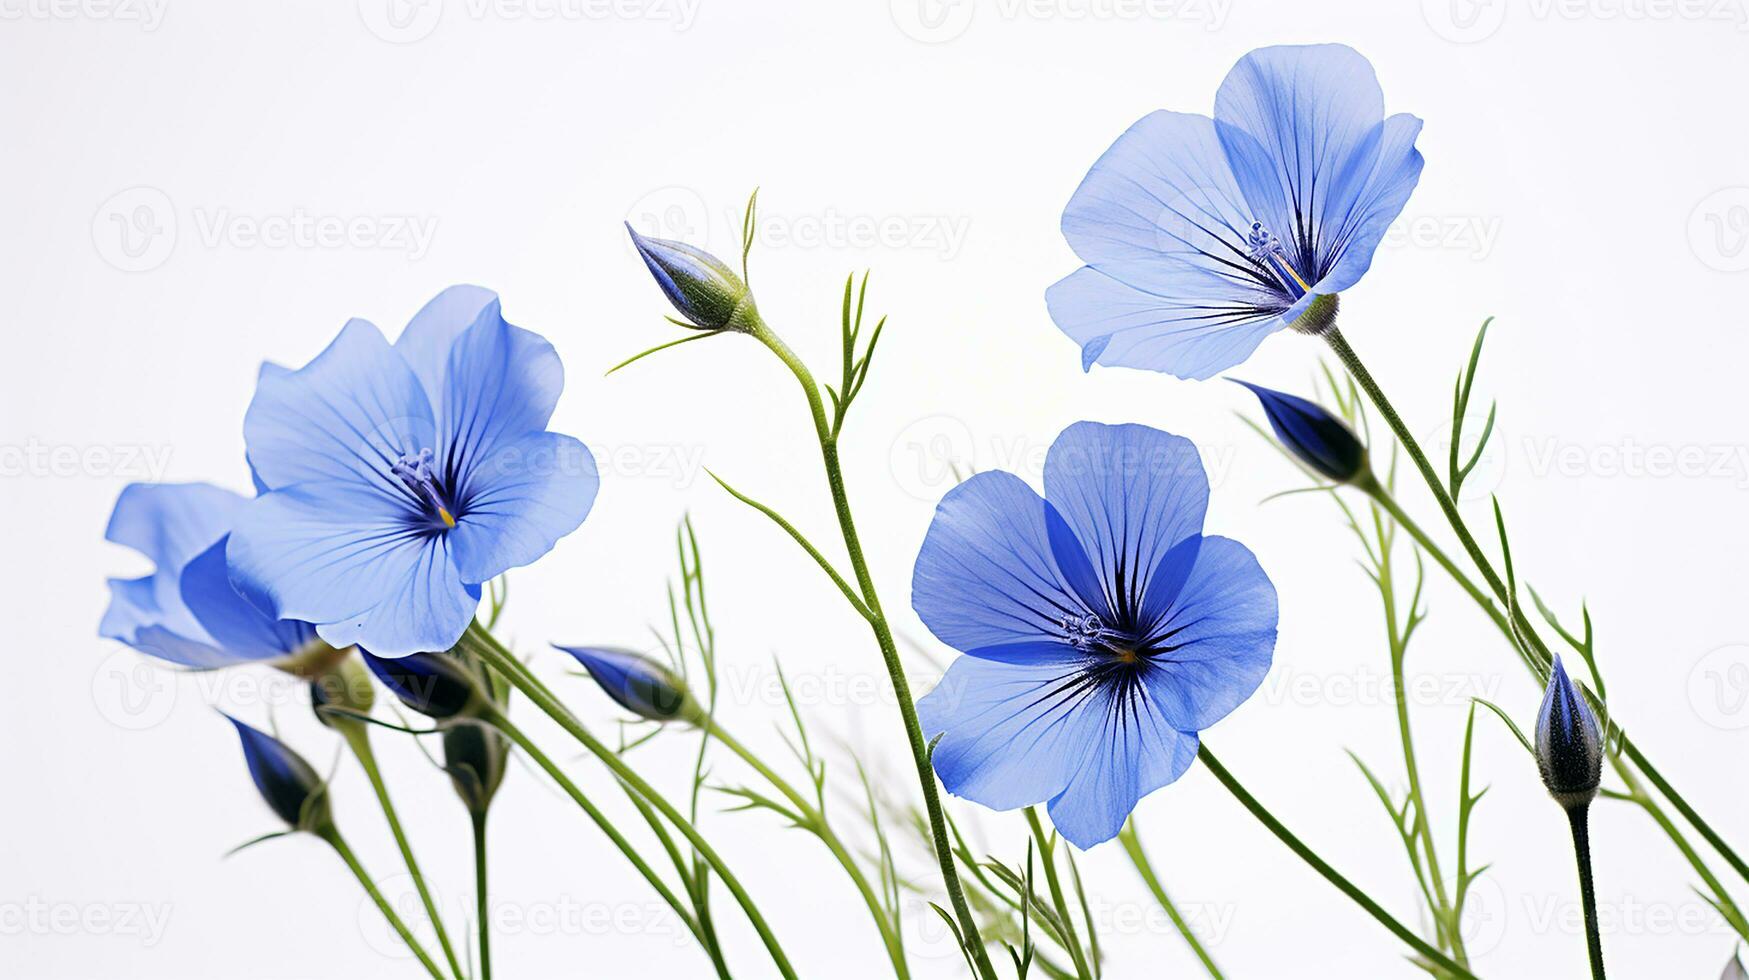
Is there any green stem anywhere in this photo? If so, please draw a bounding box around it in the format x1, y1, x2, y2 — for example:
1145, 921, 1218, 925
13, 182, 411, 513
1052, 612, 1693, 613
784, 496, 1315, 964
745, 314, 997, 979
468, 629, 797, 980
471, 811, 491, 980
1367, 477, 1748, 931
707, 722, 911, 979
339, 724, 464, 980
478, 711, 706, 949
1327, 327, 1749, 890
1374, 530, 1465, 963
1024, 808, 1092, 980
319, 826, 448, 980
1196, 745, 1477, 979
1567, 807, 1607, 980
1117, 823, 1223, 979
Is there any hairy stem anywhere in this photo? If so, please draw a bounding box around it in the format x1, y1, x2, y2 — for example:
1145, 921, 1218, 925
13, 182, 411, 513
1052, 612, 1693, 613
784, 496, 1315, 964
1567, 807, 1607, 979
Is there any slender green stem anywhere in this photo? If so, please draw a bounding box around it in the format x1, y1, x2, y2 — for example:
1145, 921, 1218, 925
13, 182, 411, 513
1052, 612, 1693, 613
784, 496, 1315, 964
1567, 807, 1607, 979
468, 629, 797, 980
1373, 529, 1465, 963
707, 722, 911, 979
745, 314, 997, 979
479, 711, 705, 946
471, 811, 491, 980
338, 724, 464, 980
1367, 477, 1747, 929
1196, 745, 1477, 979
1327, 327, 1749, 890
1024, 808, 1092, 980
319, 827, 448, 980
1117, 823, 1223, 979
1614, 765, 1749, 939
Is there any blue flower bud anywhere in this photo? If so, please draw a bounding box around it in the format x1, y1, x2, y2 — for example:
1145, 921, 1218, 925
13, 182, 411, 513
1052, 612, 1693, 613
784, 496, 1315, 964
626, 224, 756, 332
444, 721, 510, 815
361, 650, 485, 721
1535, 656, 1604, 810
1232, 379, 1370, 484
224, 714, 330, 831
554, 645, 699, 724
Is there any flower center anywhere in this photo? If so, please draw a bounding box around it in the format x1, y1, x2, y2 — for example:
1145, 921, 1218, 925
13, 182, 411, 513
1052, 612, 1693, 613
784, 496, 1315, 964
391, 448, 457, 529
1245, 220, 1311, 297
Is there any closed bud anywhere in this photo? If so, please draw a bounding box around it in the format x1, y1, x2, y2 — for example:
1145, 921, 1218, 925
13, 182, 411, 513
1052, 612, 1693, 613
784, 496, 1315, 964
442, 651, 510, 815
555, 645, 700, 724
361, 650, 486, 721
626, 223, 757, 332
1535, 656, 1604, 810
224, 714, 331, 832
1232, 379, 1370, 484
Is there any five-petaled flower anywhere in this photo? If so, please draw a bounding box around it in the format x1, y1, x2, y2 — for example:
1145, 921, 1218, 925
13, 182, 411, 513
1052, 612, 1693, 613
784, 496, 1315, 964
913, 422, 1278, 848
226, 286, 599, 658
1047, 44, 1424, 380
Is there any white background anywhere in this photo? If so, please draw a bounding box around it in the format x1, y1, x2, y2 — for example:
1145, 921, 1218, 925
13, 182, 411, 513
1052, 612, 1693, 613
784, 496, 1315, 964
5, 0, 1749, 976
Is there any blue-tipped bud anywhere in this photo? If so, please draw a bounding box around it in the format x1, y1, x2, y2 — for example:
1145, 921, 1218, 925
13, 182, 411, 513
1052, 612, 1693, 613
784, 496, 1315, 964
1535, 656, 1604, 810
224, 714, 331, 832
626, 224, 756, 332
555, 645, 699, 724
1232, 379, 1370, 484
361, 650, 486, 721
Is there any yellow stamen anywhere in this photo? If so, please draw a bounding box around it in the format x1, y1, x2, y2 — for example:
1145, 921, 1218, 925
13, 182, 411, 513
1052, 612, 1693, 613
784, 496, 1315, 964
1114, 648, 1139, 665
439, 507, 457, 529
1276, 257, 1312, 294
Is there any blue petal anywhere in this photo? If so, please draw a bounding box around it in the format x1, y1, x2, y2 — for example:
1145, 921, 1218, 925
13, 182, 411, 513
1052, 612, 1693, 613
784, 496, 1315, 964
1214, 44, 1421, 291
1310, 114, 1424, 294
1050, 109, 1300, 379
918, 656, 1112, 811
1139, 536, 1277, 731
1041, 423, 1209, 625
1045, 691, 1200, 849
180, 538, 314, 662
435, 310, 567, 518
392, 285, 502, 411
917, 654, 1198, 849
1046, 267, 1289, 381
448, 431, 598, 583
911, 471, 1100, 665
100, 482, 248, 663
243, 319, 438, 498
227, 481, 478, 657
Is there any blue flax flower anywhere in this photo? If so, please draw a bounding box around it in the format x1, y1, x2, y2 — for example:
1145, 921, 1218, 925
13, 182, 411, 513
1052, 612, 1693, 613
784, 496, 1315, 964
913, 422, 1278, 848
100, 482, 319, 668
1048, 44, 1424, 380
227, 286, 599, 658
